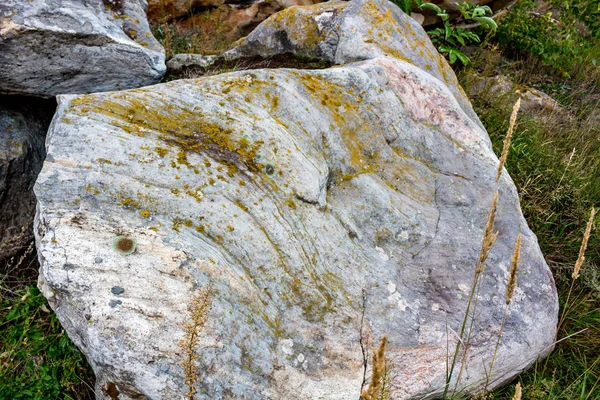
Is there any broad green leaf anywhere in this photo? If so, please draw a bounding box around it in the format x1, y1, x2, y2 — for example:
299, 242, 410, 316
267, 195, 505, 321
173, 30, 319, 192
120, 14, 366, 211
419, 3, 443, 14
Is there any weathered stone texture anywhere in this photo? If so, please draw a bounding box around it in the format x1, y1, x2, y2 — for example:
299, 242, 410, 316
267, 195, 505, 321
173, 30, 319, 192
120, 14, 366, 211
0, 0, 165, 97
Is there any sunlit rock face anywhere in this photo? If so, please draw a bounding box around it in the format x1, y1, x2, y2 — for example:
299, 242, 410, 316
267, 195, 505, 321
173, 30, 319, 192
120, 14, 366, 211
0, 0, 165, 97
34, 0, 557, 398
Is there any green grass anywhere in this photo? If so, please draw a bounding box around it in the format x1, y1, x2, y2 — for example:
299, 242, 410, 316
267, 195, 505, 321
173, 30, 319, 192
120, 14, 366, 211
472, 98, 600, 399
0, 247, 94, 399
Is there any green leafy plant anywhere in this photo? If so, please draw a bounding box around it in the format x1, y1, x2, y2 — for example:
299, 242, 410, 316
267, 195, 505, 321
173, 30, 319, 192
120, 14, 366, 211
394, 0, 417, 15
496, 0, 600, 75
393, 0, 498, 65
422, 2, 498, 65
559, 0, 600, 39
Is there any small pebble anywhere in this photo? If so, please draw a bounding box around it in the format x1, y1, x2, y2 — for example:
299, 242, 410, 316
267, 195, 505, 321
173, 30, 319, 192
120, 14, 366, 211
94, 257, 103, 264
111, 286, 125, 295
108, 299, 122, 308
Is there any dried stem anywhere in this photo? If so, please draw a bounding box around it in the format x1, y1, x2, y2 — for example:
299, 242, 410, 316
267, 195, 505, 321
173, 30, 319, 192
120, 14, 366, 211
445, 190, 499, 396
497, 99, 521, 183
555, 206, 595, 348
361, 335, 388, 400
444, 99, 520, 398
179, 286, 213, 400
484, 234, 521, 392
513, 382, 522, 400
572, 207, 595, 280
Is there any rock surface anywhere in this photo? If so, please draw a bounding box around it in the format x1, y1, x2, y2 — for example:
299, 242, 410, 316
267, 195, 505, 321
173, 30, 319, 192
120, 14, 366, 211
0, 0, 165, 97
0, 96, 54, 258
35, 0, 558, 398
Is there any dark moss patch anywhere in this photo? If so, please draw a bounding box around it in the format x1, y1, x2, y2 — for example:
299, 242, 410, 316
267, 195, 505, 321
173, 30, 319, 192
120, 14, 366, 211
102, 381, 120, 400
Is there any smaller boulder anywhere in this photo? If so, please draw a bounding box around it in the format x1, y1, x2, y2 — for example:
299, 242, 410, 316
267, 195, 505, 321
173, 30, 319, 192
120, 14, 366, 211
0, 0, 166, 97
464, 72, 572, 123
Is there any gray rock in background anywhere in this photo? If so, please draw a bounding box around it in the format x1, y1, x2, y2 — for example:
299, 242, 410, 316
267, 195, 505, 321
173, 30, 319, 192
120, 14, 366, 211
0, 0, 165, 98
464, 72, 573, 124
1, 96, 54, 259
34, 0, 558, 398
166, 53, 218, 75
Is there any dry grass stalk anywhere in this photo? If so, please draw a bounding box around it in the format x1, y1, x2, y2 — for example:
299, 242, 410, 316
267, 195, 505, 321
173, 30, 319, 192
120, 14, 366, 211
477, 191, 500, 273
484, 234, 522, 391
557, 206, 596, 339
446, 102, 519, 397
572, 206, 595, 280
448, 185, 499, 395
513, 382, 522, 400
506, 234, 522, 304
161, 22, 173, 59
497, 98, 521, 182
179, 286, 213, 400
361, 335, 388, 400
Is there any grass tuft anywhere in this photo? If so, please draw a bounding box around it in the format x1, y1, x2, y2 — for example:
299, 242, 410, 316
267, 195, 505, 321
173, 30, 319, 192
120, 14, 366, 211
0, 242, 95, 399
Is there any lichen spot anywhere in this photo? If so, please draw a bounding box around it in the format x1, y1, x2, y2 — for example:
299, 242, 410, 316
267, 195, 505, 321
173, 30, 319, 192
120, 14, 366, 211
112, 236, 137, 255
264, 162, 276, 177
140, 210, 150, 218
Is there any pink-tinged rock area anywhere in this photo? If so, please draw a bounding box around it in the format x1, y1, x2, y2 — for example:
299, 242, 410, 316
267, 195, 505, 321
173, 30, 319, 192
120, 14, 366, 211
34, 0, 558, 398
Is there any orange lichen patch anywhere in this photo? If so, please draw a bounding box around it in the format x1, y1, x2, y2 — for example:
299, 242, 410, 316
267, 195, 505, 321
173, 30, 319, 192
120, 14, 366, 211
113, 189, 159, 215
154, 147, 169, 157
172, 218, 182, 232
186, 187, 204, 203
66, 89, 265, 178
97, 157, 122, 166
140, 210, 151, 218
85, 184, 101, 195
285, 198, 297, 210
119, 194, 141, 209
293, 72, 381, 180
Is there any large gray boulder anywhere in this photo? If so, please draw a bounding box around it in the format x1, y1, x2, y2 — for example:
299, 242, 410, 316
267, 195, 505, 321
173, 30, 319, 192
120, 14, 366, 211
34, 0, 558, 398
0, 0, 165, 98
0, 96, 53, 258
